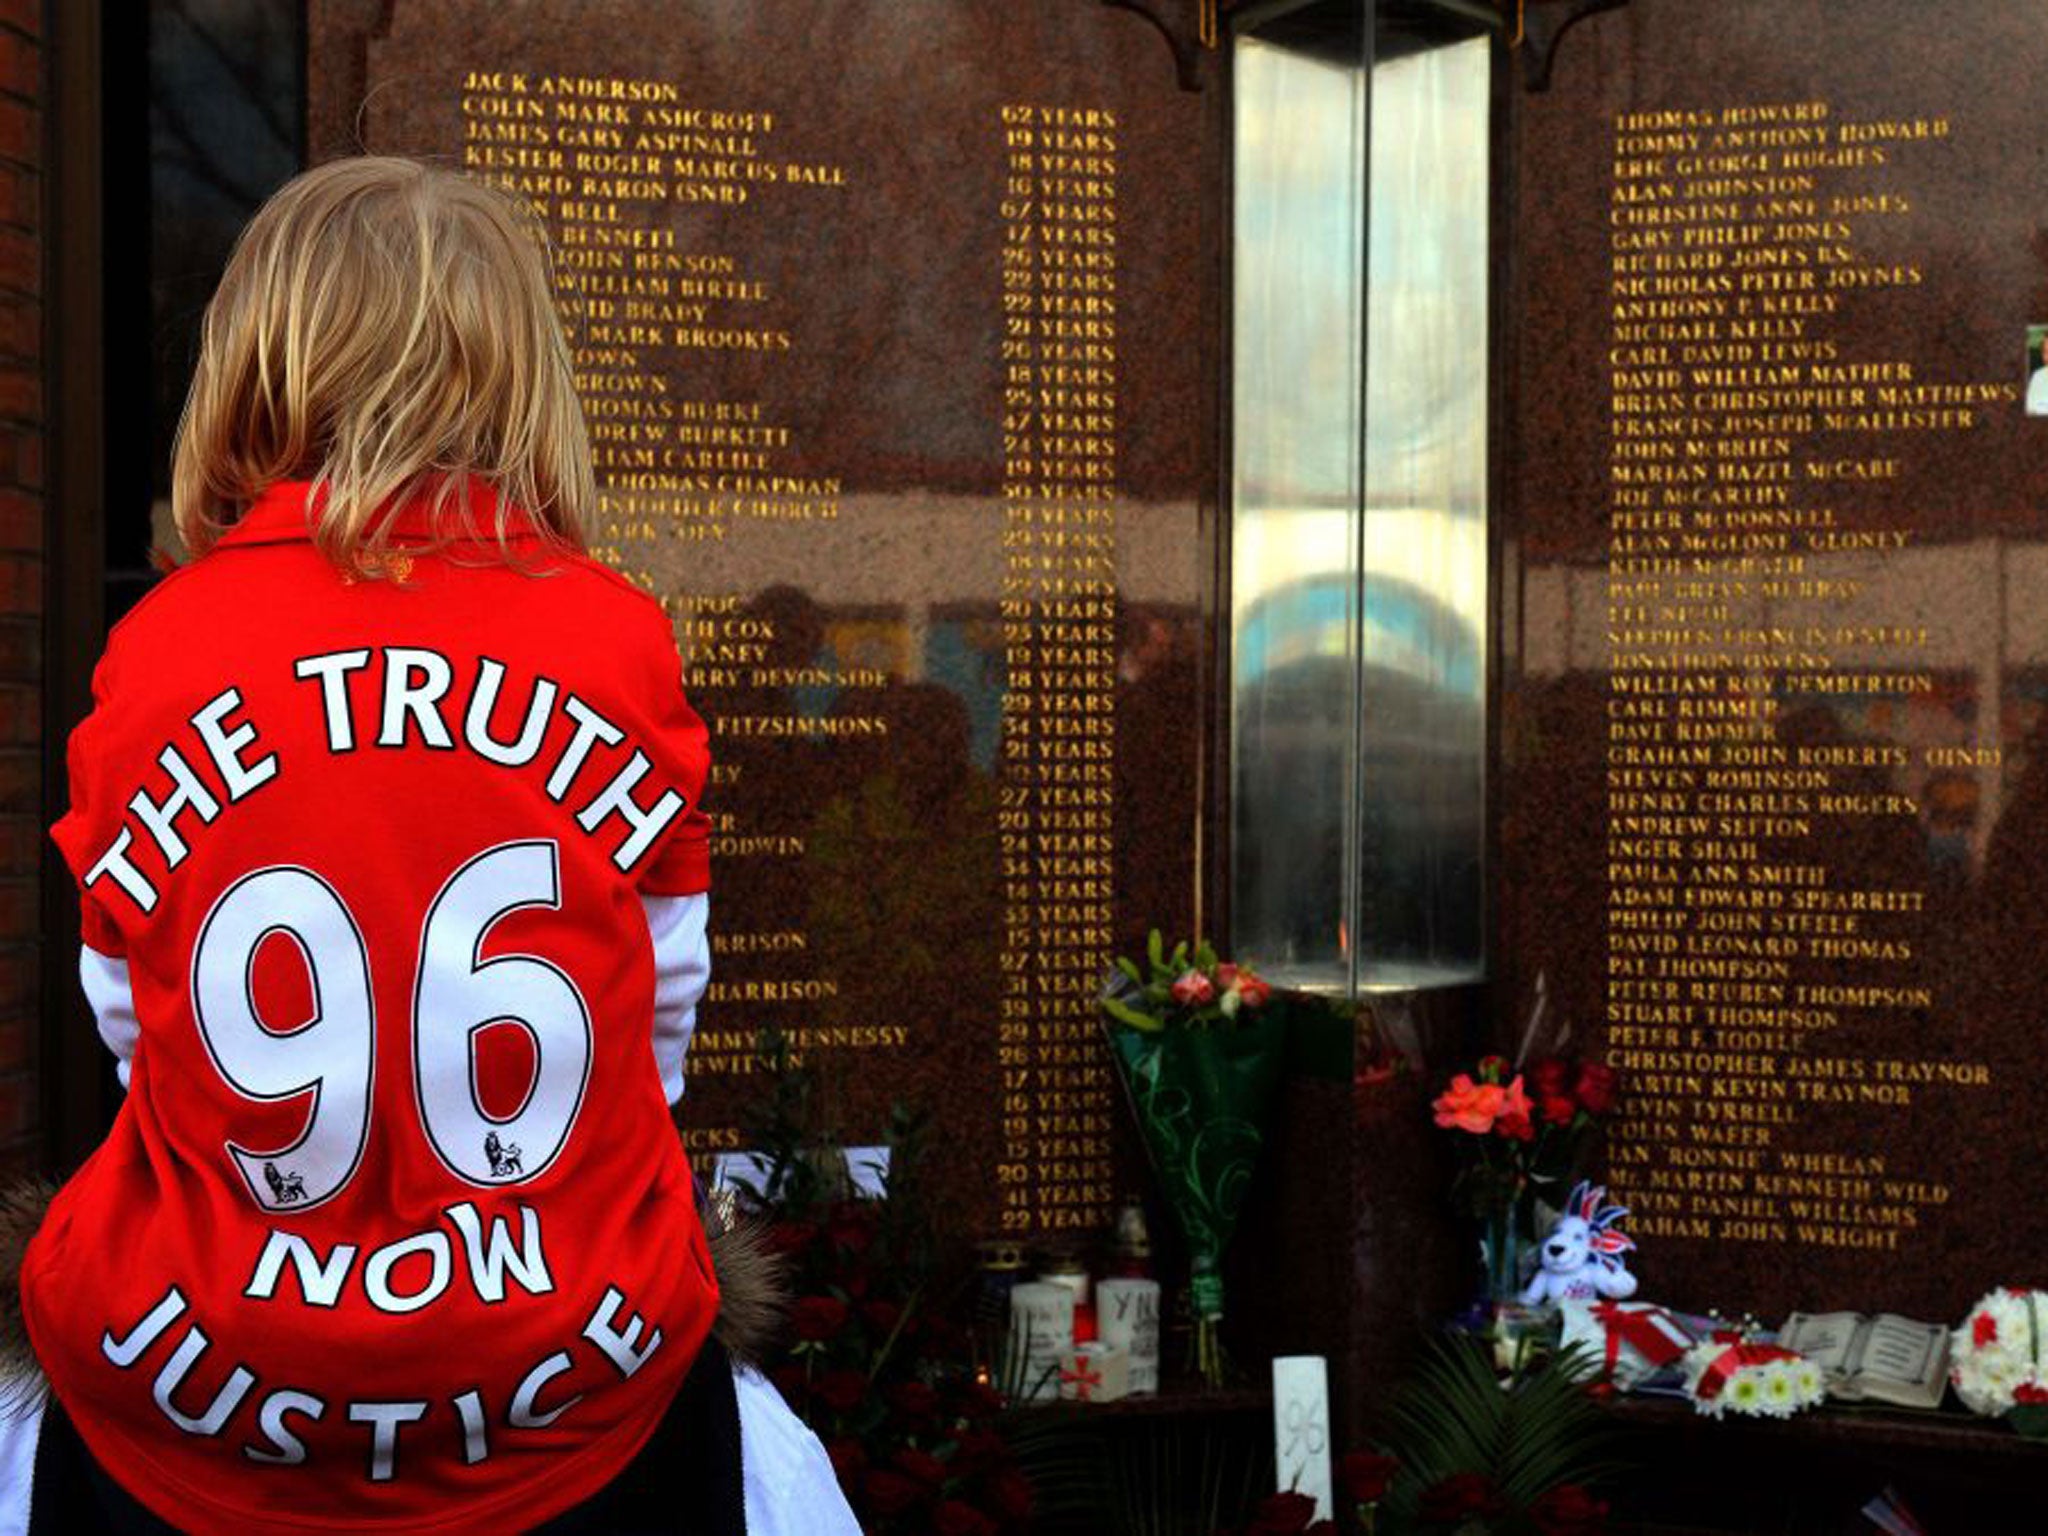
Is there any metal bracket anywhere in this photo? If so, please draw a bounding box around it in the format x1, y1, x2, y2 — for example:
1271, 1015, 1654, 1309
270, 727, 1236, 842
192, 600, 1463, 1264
1097, 0, 1208, 92
1519, 0, 1626, 93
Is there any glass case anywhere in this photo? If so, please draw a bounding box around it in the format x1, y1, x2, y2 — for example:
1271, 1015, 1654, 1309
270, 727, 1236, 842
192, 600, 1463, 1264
1229, 0, 1492, 992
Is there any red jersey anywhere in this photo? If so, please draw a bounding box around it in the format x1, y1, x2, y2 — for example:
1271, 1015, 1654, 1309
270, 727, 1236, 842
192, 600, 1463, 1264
25, 481, 718, 1533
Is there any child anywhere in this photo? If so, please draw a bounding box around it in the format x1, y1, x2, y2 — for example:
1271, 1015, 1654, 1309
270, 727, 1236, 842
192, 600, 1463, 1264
2, 158, 855, 1533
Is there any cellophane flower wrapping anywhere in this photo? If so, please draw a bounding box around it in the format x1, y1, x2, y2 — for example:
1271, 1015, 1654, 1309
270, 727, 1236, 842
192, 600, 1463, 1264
1101, 997, 1287, 1385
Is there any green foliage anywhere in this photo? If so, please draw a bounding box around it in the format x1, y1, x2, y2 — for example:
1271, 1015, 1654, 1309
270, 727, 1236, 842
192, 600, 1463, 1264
1379, 1339, 1622, 1533
1117, 1416, 1268, 1536
730, 1028, 833, 1213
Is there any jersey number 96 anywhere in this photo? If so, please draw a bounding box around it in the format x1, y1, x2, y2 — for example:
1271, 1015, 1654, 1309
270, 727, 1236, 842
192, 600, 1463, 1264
191, 839, 592, 1211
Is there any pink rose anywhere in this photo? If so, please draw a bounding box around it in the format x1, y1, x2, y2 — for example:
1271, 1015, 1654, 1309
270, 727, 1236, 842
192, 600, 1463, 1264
1170, 970, 1215, 1006
1433, 1074, 1505, 1134
1222, 964, 1272, 1008
1499, 1074, 1534, 1124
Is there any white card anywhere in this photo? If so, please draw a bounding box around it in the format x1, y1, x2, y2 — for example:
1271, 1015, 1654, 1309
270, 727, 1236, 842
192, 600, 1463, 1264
1272, 1355, 1332, 1518
711, 1146, 891, 1199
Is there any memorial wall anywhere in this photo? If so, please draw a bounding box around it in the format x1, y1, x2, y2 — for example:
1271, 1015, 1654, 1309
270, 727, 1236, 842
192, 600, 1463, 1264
310, 0, 1221, 1240
1504, 0, 2048, 1318
304, 0, 2048, 1328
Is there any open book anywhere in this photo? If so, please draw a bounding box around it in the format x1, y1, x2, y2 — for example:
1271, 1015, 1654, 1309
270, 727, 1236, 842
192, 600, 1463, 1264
1778, 1312, 1950, 1410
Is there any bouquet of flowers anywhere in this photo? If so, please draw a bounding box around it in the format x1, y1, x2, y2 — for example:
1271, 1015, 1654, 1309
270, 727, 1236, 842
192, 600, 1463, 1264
1952, 1287, 2048, 1432
770, 1203, 1035, 1534
1679, 1334, 1826, 1420
736, 1037, 1035, 1533
1100, 932, 1288, 1387
1431, 1053, 1619, 1306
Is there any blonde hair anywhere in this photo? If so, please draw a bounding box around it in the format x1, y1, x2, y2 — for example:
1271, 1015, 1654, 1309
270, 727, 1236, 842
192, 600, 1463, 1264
171, 156, 595, 576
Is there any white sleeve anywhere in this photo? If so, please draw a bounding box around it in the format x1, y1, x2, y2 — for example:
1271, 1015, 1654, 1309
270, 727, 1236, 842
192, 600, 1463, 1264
735, 1364, 861, 1534
80, 945, 138, 1090
644, 892, 710, 1106
0, 1393, 39, 1536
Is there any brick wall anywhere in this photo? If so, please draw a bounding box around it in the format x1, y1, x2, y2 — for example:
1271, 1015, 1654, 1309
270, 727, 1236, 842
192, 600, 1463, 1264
0, 0, 40, 1171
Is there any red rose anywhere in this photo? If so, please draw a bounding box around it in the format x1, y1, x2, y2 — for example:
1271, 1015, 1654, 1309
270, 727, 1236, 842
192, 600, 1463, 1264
992, 1468, 1034, 1521
1338, 1450, 1398, 1504
933, 1500, 999, 1536
954, 1425, 1008, 1474
861, 1298, 905, 1336
828, 1203, 877, 1255
2016, 1382, 2048, 1404
791, 1295, 851, 1341
767, 1220, 819, 1255
863, 1468, 927, 1518
1497, 1108, 1536, 1142
1573, 1061, 1619, 1115
1419, 1472, 1505, 1523
813, 1369, 870, 1414
1245, 1490, 1319, 1533
1531, 1482, 1610, 1534
955, 1379, 1005, 1421
1171, 969, 1216, 1006
887, 1379, 941, 1423
894, 1447, 949, 1488
1530, 1055, 1572, 1099
1974, 1313, 2000, 1347
824, 1437, 866, 1481
769, 1363, 808, 1406
1541, 1093, 1578, 1127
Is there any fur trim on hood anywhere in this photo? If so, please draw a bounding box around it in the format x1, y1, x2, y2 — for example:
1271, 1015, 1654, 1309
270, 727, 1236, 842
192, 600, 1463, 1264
0, 1178, 54, 1414
705, 1209, 789, 1368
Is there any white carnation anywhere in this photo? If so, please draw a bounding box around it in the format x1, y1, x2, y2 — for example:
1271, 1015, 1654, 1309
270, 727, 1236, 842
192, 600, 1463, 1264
1952, 1289, 2048, 1417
